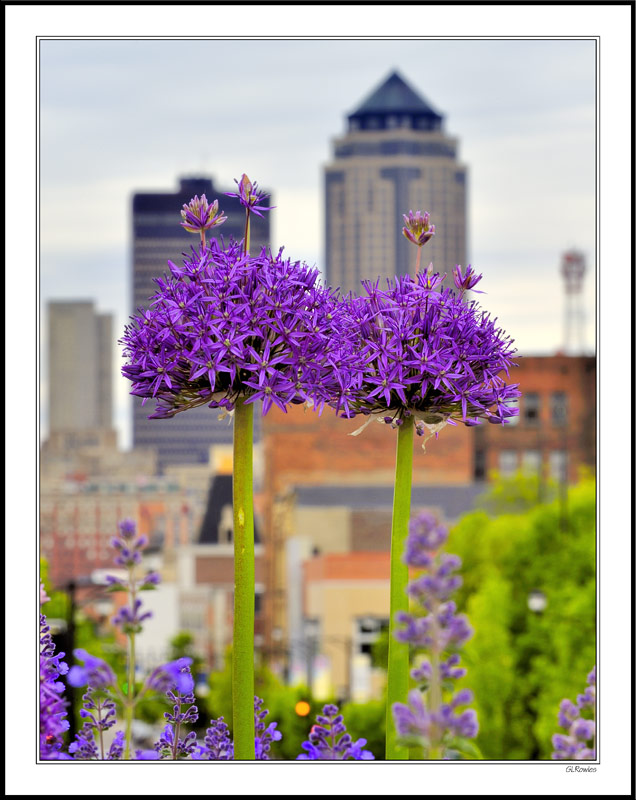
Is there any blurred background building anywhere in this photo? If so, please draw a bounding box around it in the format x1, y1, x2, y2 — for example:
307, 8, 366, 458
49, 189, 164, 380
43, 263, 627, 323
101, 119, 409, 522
131, 176, 271, 472
48, 300, 114, 434
324, 70, 467, 292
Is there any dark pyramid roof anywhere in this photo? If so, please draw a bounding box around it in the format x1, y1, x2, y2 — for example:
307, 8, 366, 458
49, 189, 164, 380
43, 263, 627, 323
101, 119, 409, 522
349, 70, 443, 121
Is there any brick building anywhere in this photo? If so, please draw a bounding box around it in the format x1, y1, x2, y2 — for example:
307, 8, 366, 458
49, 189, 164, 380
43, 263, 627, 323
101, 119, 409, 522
473, 354, 596, 483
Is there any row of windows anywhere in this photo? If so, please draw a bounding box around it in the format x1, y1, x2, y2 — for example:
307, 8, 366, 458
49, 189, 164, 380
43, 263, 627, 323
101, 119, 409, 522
498, 449, 568, 481
506, 392, 568, 427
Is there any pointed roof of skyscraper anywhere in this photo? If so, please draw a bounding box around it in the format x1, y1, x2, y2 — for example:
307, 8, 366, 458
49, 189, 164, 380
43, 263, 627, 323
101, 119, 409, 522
348, 70, 443, 130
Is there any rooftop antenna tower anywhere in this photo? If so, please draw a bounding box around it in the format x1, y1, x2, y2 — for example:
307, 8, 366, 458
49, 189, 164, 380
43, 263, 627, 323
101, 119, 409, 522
561, 249, 586, 355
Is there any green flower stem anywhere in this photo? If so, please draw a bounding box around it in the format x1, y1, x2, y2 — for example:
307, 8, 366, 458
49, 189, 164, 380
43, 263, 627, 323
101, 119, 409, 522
385, 417, 414, 760
123, 631, 135, 760
232, 396, 255, 760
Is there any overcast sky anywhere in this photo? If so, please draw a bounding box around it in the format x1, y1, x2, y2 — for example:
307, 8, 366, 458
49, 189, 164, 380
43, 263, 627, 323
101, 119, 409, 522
39, 38, 597, 447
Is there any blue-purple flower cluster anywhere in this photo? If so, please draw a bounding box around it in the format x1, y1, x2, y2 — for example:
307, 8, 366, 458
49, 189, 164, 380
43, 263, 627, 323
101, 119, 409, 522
335, 273, 519, 439
39, 594, 71, 760
121, 238, 357, 419
192, 697, 282, 760
68, 689, 123, 760
392, 512, 478, 757
297, 704, 374, 760
551, 667, 596, 760
105, 518, 160, 634
153, 660, 199, 760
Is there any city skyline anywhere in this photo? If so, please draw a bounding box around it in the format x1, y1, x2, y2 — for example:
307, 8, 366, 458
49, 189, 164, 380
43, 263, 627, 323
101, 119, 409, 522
39, 38, 597, 448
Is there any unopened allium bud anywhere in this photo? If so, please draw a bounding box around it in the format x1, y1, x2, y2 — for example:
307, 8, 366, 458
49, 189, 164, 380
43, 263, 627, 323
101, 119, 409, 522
225, 173, 274, 217
180, 194, 227, 233
402, 210, 436, 247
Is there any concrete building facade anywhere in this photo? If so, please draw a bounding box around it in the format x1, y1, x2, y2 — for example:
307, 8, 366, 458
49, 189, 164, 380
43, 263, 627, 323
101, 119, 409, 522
324, 71, 467, 293
48, 301, 113, 434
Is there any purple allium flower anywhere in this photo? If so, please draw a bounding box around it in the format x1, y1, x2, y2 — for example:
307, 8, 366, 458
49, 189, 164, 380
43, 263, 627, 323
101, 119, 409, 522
402, 210, 436, 247
297, 704, 374, 760
453, 264, 484, 294
40, 581, 50, 605
180, 194, 227, 234
193, 716, 234, 760
67, 649, 116, 691
551, 667, 596, 760
225, 173, 274, 218
392, 512, 478, 758
254, 696, 282, 760
39, 612, 70, 759
121, 238, 357, 420
333, 273, 520, 442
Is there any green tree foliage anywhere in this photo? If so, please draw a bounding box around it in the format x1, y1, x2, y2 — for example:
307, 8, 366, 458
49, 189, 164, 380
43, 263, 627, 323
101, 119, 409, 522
449, 475, 596, 759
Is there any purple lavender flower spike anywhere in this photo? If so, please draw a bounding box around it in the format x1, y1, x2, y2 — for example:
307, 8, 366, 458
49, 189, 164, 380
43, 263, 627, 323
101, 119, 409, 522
144, 657, 195, 695
254, 696, 283, 760
297, 704, 374, 760
67, 649, 116, 690
193, 717, 234, 760
392, 512, 478, 759
39, 611, 71, 759
152, 660, 199, 760
225, 173, 274, 217
551, 667, 596, 760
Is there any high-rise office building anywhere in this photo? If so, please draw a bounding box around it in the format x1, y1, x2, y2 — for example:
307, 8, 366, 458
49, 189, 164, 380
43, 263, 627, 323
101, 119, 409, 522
324, 71, 467, 292
48, 301, 113, 433
131, 176, 271, 471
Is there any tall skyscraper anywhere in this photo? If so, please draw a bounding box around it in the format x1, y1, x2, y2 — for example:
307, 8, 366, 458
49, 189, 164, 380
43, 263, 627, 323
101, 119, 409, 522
48, 301, 113, 433
131, 176, 271, 471
324, 71, 468, 292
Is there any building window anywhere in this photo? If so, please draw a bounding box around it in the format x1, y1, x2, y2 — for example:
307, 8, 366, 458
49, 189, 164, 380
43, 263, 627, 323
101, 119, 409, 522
503, 399, 520, 426
549, 450, 568, 482
522, 450, 542, 474
499, 450, 518, 476
523, 393, 540, 425
474, 450, 486, 480
353, 617, 389, 657
551, 392, 568, 427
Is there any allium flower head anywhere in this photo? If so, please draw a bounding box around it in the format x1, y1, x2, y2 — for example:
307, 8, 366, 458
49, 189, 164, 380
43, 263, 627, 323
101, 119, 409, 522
402, 210, 435, 247
225, 173, 274, 217
121, 238, 357, 419
336, 274, 519, 442
180, 194, 227, 233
